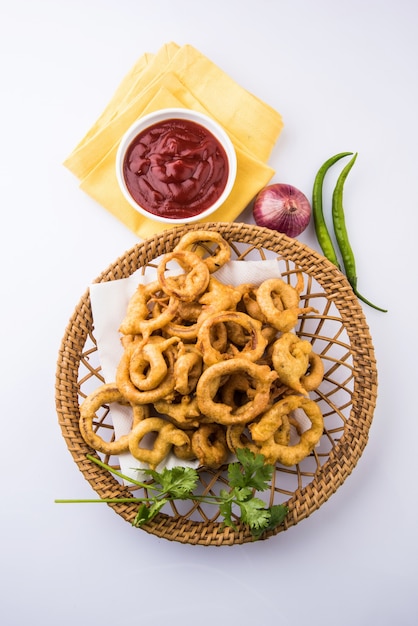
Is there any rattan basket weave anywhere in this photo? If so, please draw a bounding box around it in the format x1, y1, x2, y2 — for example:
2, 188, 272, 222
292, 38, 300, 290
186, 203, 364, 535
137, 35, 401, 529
55, 222, 377, 545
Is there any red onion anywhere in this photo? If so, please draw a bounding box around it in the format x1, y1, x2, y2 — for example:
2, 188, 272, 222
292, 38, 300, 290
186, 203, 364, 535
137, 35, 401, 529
253, 183, 312, 237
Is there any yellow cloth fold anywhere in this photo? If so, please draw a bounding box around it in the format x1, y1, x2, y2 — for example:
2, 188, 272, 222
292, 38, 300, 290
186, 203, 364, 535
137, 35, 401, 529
64, 42, 283, 239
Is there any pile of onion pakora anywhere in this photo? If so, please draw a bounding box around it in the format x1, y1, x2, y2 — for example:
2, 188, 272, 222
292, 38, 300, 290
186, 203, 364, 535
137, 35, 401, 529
79, 230, 325, 470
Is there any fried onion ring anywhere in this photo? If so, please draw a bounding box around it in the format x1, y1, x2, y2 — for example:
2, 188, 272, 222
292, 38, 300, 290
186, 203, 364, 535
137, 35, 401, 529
79, 382, 148, 455
225, 424, 261, 456
256, 277, 317, 332
191, 424, 229, 468
249, 395, 324, 466
241, 287, 267, 322
198, 277, 243, 315
128, 417, 190, 469
153, 396, 201, 428
116, 344, 176, 404
271, 332, 312, 395
129, 336, 179, 391
197, 311, 268, 366
173, 230, 231, 273
119, 281, 179, 339
220, 372, 253, 409
163, 319, 199, 342
164, 278, 242, 342
173, 430, 197, 461
157, 250, 210, 302
196, 359, 277, 425
300, 351, 325, 392
173, 345, 203, 395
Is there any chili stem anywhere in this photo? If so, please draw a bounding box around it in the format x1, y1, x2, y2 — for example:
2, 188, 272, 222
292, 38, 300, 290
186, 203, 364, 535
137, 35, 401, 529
352, 289, 388, 312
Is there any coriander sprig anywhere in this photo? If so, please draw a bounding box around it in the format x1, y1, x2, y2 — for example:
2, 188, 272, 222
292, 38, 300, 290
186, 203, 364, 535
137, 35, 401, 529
55, 448, 288, 539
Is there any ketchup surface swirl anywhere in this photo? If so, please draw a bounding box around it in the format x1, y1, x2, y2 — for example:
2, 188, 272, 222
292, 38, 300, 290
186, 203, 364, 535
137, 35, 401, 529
123, 118, 229, 219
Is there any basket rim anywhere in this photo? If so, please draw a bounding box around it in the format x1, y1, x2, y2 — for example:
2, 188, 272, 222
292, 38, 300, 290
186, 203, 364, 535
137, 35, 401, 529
55, 222, 377, 545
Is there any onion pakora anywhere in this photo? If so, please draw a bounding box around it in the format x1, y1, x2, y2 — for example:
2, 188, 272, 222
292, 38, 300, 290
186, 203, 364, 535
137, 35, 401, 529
79, 382, 148, 455
250, 395, 324, 466
79, 230, 325, 471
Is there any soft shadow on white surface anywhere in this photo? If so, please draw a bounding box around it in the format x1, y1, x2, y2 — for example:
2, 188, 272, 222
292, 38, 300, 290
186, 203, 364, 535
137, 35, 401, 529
1, 1, 417, 625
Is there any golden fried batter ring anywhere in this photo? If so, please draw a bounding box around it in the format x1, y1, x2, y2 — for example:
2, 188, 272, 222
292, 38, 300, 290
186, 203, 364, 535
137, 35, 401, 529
225, 320, 249, 346
119, 281, 178, 339
118, 283, 150, 336
173, 345, 203, 395
173, 230, 231, 273
271, 332, 312, 396
249, 395, 324, 466
273, 413, 292, 445
191, 424, 229, 468
116, 344, 176, 404
163, 295, 206, 342
139, 296, 179, 340
79, 382, 147, 455
301, 351, 324, 392
129, 336, 179, 391
128, 417, 190, 469
177, 300, 203, 321
153, 396, 201, 428
261, 324, 279, 346
197, 311, 268, 366
157, 250, 210, 302
207, 321, 228, 353
256, 277, 317, 332
163, 319, 199, 342
198, 277, 243, 316
164, 278, 242, 342
225, 424, 261, 456
173, 430, 197, 461
196, 359, 277, 425
242, 287, 267, 322
220, 372, 253, 409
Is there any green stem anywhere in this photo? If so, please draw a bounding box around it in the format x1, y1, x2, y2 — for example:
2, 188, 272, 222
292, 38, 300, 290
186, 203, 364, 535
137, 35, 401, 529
353, 289, 388, 313
55, 493, 230, 506
55, 498, 147, 504
85, 454, 161, 492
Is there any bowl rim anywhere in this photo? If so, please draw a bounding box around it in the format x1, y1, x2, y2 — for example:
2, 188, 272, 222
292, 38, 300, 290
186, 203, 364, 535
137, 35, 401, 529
115, 107, 237, 224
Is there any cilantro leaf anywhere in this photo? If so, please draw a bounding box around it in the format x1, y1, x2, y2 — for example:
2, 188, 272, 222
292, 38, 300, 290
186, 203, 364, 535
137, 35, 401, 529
268, 504, 289, 528
143, 466, 198, 498
238, 497, 270, 527
232, 486, 253, 502
132, 503, 152, 527
147, 499, 169, 520
236, 447, 266, 472
227, 460, 247, 488
250, 504, 289, 539
229, 449, 274, 491
246, 463, 274, 491
132, 499, 168, 528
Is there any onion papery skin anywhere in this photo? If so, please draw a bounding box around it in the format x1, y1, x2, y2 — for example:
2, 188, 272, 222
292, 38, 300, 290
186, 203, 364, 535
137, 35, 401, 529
253, 184, 312, 238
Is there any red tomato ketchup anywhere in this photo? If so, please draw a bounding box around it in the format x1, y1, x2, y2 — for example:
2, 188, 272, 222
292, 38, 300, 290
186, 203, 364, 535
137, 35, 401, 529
122, 118, 229, 219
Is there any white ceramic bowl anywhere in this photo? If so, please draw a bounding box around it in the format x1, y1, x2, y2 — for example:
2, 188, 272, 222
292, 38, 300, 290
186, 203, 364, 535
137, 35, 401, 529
115, 108, 237, 224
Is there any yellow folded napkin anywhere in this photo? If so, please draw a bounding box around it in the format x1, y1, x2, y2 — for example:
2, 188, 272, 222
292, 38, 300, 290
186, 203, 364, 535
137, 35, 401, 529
64, 42, 284, 239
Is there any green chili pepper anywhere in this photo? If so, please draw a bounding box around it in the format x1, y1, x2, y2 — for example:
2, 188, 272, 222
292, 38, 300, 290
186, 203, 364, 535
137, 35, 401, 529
312, 151, 353, 269
331, 153, 387, 312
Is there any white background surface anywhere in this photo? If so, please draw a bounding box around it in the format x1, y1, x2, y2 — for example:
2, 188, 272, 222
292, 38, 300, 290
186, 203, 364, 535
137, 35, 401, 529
1, 1, 416, 625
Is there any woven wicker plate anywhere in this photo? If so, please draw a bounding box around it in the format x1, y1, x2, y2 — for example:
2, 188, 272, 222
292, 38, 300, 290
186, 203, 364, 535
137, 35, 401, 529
55, 222, 377, 545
